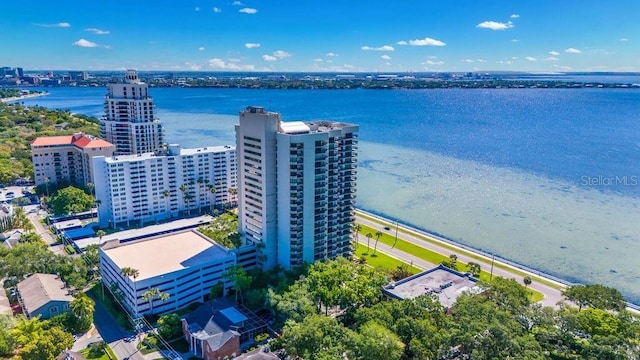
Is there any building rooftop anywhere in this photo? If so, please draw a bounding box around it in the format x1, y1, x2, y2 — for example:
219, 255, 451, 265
382, 264, 482, 309
103, 230, 232, 280
17, 273, 74, 314
30, 133, 114, 149
104, 145, 234, 163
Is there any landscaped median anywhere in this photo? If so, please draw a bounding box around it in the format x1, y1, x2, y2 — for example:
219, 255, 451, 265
356, 210, 565, 291
355, 222, 545, 303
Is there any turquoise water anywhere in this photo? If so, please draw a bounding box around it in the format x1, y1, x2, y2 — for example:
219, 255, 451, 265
18, 86, 640, 303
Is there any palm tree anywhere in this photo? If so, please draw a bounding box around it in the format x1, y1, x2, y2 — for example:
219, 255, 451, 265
523, 276, 532, 289
142, 288, 160, 314
158, 291, 170, 312
466, 262, 481, 277
365, 233, 373, 253
69, 292, 95, 331
373, 230, 382, 255
179, 184, 191, 216
121, 267, 140, 316
96, 230, 106, 245
162, 189, 171, 218
208, 184, 217, 213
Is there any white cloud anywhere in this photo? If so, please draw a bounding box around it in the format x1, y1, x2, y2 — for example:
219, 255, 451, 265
381, 54, 392, 60
245, 43, 261, 49
213, 7, 221, 13
510, 14, 520, 18
208, 58, 254, 70
326, 59, 333, 63
72, 39, 98, 47
543, 57, 559, 61
273, 50, 291, 59
476, 21, 513, 30
228, 58, 242, 62
425, 60, 444, 65
408, 37, 446, 46
565, 47, 581, 54
549, 50, 560, 56
496, 60, 513, 65
476, 59, 486, 63
262, 55, 277, 61
396, 40, 408, 45
195, 6, 200, 11
185, 62, 202, 70
312, 58, 323, 62
427, 55, 438, 59
461, 59, 474, 63
232, 1, 244, 5
85, 28, 110, 35
511, 39, 520, 42
36, 22, 71, 28
525, 56, 537, 61
619, 38, 628, 42
361, 45, 394, 51
239, 8, 258, 14
325, 52, 338, 57
553, 64, 572, 71
198, 47, 205, 51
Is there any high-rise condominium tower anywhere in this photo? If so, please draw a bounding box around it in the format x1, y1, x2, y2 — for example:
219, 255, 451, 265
235, 106, 358, 269
100, 70, 164, 155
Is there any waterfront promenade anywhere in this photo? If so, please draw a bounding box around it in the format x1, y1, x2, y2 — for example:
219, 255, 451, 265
356, 210, 576, 308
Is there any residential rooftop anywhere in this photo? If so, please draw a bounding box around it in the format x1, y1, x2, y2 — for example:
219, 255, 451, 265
30, 133, 113, 149
382, 264, 482, 309
104, 144, 235, 163
17, 273, 74, 314
102, 229, 232, 281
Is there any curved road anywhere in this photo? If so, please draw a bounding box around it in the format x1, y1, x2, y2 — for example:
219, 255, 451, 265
355, 211, 566, 307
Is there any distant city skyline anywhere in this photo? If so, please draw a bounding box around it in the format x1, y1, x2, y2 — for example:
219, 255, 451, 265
2, 0, 638, 73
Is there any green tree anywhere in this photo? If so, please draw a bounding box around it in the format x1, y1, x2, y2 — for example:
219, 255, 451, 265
466, 262, 482, 277
47, 186, 95, 215
210, 281, 224, 299
280, 314, 357, 360
355, 321, 405, 360
223, 265, 252, 303
69, 292, 95, 332
0, 314, 16, 357
523, 275, 532, 289
11, 317, 73, 360
562, 284, 626, 311
157, 313, 182, 340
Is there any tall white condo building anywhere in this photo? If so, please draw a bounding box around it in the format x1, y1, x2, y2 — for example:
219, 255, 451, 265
100, 70, 164, 155
235, 106, 358, 269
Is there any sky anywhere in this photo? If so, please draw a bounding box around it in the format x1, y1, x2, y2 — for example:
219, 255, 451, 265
1, 0, 639, 73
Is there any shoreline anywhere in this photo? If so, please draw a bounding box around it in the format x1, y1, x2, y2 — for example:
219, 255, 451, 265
355, 208, 640, 312
0, 91, 49, 103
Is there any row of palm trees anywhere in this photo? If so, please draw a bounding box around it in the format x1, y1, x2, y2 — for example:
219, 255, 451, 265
352, 224, 383, 255
120, 266, 170, 316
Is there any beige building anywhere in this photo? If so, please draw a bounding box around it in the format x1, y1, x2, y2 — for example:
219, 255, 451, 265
30, 133, 115, 186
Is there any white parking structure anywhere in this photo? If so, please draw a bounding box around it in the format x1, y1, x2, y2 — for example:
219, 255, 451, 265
99, 229, 236, 316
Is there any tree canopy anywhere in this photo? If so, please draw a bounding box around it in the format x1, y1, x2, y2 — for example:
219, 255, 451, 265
47, 186, 95, 215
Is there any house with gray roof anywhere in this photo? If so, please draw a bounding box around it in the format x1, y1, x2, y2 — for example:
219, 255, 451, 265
181, 299, 267, 360
16, 273, 74, 319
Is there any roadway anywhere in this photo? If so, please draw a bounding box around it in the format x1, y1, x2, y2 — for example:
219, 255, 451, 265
355, 211, 566, 307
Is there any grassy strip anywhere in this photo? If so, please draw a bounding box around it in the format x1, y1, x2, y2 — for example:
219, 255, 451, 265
357, 223, 545, 302
354, 243, 421, 274
357, 211, 563, 290
80, 345, 117, 360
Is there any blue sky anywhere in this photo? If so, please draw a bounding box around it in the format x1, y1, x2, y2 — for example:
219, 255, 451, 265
2, 0, 638, 72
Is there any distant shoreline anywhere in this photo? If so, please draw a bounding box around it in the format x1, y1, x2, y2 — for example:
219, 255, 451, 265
0, 91, 49, 103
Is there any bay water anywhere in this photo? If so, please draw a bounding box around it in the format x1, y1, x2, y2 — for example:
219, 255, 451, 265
18, 85, 640, 303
